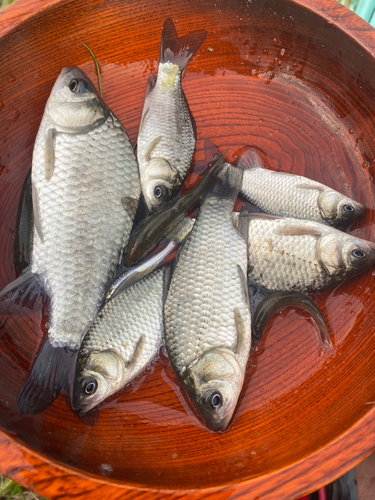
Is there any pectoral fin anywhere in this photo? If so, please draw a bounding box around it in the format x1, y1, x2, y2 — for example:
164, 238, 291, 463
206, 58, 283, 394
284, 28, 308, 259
234, 307, 247, 356
144, 135, 163, 162
31, 182, 44, 243
276, 226, 322, 237
237, 264, 250, 311
44, 127, 56, 182
297, 183, 325, 192
126, 336, 145, 369
236, 147, 267, 171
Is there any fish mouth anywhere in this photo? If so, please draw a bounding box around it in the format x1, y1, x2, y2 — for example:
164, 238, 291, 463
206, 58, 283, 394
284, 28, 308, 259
204, 413, 233, 432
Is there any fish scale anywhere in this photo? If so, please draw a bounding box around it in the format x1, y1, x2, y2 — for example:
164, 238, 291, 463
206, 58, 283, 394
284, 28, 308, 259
246, 216, 375, 291
32, 114, 140, 348
137, 19, 207, 213
139, 68, 194, 175
73, 269, 164, 413
164, 174, 251, 431
5, 67, 143, 415
80, 270, 163, 358
236, 148, 364, 226
242, 170, 329, 221
165, 201, 246, 370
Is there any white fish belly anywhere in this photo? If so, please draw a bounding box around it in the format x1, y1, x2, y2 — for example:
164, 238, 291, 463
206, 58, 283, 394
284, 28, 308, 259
248, 218, 330, 291
138, 66, 195, 181
81, 269, 164, 379
164, 198, 251, 376
241, 169, 323, 221
32, 115, 140, 348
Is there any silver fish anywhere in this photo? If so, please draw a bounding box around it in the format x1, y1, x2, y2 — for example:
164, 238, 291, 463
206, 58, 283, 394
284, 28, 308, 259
237, 147, 364, 226
4, 67, 141, 414
73, 269, 164, 413
164, 165, 251, 431
238, 213, 375, 292
105, 216, 195, 302
137, 19, 207, 213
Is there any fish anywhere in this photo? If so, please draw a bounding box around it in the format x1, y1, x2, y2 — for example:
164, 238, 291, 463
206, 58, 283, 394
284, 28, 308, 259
235, 213, 375, 292
123, 155, 224, 267
105, 216, 195, 302
251, 290, 332, 349
72, 269, 164, 414
1, 67, 141, 414
236, 147, 364, 226
164, 164, 251, 431
137, 18, 207, 213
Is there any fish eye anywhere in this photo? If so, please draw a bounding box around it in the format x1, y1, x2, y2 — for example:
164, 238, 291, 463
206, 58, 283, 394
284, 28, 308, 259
154, 185, 168, 199
81, 377, 98, 395
351, 248, 366, 259
343, 204, 354, 213
69, 78, 88, 94
210, 391, 223, 410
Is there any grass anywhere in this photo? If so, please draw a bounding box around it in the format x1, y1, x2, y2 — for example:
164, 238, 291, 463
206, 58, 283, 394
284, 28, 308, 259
0, 0, 16, 10
337, 0, 359, 9
0, 475, 46, 500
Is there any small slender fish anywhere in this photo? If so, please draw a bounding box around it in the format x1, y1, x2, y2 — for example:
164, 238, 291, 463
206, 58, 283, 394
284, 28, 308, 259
164, 164, 251, 431
106, 216, 195, 302
73, 269, 164, 414
236, 213, 375, 292
137, 18, 207, 213
236, 147, 364, 226
123, 158, 223, 267
252, 291, 332, 349
1, 67, 141, 414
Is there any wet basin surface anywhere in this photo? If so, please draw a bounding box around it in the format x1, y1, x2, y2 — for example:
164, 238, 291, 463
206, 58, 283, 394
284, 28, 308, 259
0, 0, 375, 498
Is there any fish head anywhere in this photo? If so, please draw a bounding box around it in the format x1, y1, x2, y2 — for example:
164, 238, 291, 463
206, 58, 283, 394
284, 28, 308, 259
73, 349, 124, 413
342, 237, 375, 275
318, 233, 375, 277
46, 67, 109, 131
185, 347, 243, 431
318, 191, 364, 226
143, 158, 181, 213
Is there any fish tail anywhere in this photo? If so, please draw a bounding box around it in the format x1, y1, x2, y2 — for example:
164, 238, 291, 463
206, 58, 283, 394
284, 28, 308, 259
207, 163, 244, 204
17, 340, 77, 414
160, 18, 207, 69
252, 291, 332, 350
0, 267, 45, 310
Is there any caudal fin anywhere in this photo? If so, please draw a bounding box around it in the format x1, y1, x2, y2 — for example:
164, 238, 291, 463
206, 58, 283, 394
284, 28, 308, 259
160, 18, 207, 69
17, 340, 77, 414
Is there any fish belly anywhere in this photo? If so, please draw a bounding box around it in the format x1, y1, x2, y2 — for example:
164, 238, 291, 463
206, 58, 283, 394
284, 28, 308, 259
165, 198, 251, 376
32, 115, 140, 349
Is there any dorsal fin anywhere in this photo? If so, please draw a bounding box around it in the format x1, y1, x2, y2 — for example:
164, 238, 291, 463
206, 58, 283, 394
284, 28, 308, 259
235, 146, 268, 171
